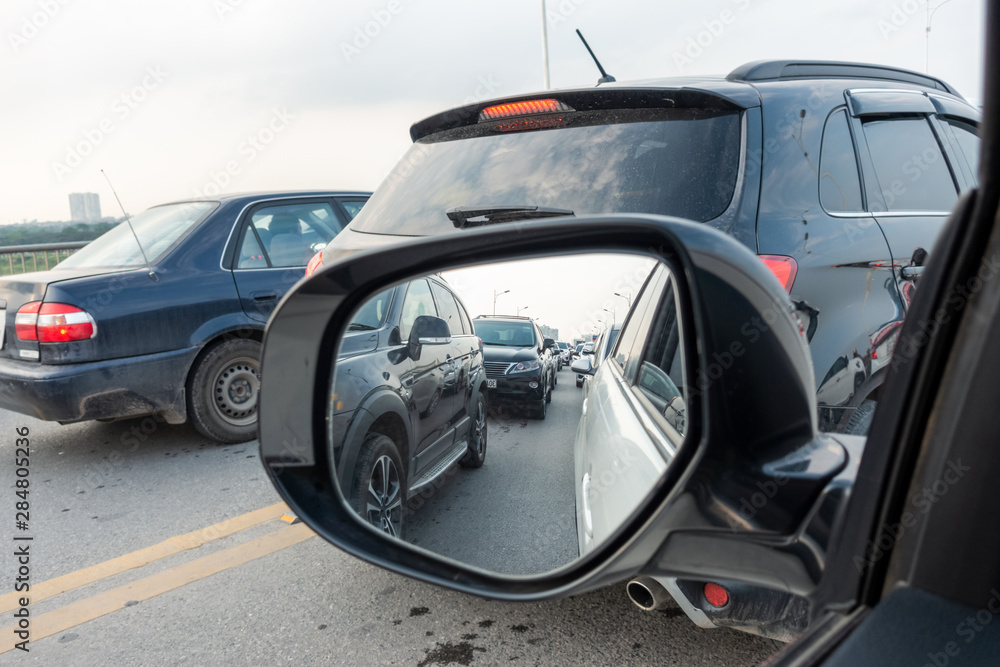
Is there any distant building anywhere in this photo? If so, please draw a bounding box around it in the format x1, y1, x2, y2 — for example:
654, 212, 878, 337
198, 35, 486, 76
539, 324, 559, 341
69, 193, 101, 222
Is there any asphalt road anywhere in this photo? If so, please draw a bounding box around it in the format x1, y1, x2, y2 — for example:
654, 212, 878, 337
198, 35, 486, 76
0, 368, 778, 665
405, 376, 581, 575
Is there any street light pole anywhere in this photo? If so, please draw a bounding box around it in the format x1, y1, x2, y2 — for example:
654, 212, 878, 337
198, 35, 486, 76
925, 0, 954, 73
603, 307, 615, 324
517, 305, 530, 316
540, 0, 551, 89
493, 289, 510, 316
614, 291, 631, 308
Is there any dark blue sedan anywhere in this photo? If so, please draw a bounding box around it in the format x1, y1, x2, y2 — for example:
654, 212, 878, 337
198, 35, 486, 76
0, 190, 369, 442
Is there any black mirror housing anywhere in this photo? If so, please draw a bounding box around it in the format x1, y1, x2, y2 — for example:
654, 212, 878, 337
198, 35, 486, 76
259, 214, 847, 603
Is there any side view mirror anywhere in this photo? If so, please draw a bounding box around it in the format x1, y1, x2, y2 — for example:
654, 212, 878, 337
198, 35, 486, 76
407, 315, 451, 360
259, 214, 849, 613
543, 337, 556, 350
571, 356, 595, 375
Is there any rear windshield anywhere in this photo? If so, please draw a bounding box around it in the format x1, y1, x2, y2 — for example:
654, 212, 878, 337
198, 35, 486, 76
351, 109, 742, 236
474, 320, 537, 347
57, 202, 216, 270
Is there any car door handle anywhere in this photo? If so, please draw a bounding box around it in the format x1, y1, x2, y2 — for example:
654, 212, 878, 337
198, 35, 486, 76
251, 291, 278, 302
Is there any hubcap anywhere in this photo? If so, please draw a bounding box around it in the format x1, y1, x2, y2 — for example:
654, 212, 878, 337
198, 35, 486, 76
365, 454, 402, 537
212, 357, 260, 426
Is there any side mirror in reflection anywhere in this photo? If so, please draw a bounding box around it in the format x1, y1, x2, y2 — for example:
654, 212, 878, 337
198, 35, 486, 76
543, 337, 556, 350
259, 214, 845, 617
407, 314, 451, 360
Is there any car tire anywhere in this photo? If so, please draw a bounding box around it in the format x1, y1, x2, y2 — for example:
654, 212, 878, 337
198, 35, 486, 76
534, 386, 548, 419
844, 399, 877, 435
460, 392, 487, 469
188, 338, 261, 443
350, 432, 406, 539
576, 375, 584, 388
553, 370, 558, 387
545, 378, 553, 403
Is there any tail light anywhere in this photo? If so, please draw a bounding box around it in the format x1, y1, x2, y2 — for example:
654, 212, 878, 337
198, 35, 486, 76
478, 98, 575, 132
759, 255, 798, 292
15, 302, 96, 343
305, 250, 324, 278
703, 582, 730, 608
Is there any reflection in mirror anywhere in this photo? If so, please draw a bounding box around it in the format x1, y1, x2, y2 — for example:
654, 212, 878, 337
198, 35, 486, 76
328, 253, 689, 575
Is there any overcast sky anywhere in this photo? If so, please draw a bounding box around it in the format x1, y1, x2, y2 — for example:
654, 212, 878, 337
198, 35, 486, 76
444, 253, 656, 341
1, 0, 985, 224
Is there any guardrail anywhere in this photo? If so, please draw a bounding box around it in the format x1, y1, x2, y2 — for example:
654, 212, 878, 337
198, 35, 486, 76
0, 242, 89, 276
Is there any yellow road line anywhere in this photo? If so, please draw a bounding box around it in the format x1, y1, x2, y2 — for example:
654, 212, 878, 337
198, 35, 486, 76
0, 501, 289, 614
0, 522, 315, 653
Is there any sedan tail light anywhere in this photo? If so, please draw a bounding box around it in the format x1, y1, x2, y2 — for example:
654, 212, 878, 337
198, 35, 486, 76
15, 302, 96, 342
305, 251, 324, 278
759, 255, 798, 292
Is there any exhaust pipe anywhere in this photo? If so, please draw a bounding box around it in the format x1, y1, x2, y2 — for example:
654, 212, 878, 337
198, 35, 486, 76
626, 576, 672, 611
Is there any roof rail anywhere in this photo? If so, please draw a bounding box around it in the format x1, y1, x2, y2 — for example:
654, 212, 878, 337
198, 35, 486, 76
727, 60, 960, 97
474, 314, 532, 320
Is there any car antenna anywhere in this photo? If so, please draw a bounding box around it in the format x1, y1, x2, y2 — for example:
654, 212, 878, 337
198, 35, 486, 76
101, 169, 158, 282
575, 29, 616, 85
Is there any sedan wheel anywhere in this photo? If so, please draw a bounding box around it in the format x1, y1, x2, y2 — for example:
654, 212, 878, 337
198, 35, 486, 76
188, 338, 261, 443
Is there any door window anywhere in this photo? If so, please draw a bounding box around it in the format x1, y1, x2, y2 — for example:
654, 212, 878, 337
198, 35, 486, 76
632, 273, 688, 436
861, 117, 958, 212
339, 200, 367, 220
236, 202, 343, 269
399, 279, 438, 341
429, 281, 466, 336
613, 266, 668, 381
819, 109, 864, 213
945, 118, 980, 184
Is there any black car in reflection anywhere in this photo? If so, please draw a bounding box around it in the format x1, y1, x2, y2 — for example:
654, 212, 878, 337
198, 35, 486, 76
330, 275, 487, 538
473, 315, 554, 419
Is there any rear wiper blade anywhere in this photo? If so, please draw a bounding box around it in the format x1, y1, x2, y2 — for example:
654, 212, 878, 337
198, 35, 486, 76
447, 205, 574, 229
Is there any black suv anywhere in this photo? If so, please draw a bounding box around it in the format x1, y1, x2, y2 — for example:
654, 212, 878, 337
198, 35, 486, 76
311, 59, 980, 436
330, 275, 487, 538
473, 315, 554, 419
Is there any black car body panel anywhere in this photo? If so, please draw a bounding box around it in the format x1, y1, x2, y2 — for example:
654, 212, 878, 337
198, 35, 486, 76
321, 65, 978, 434
330, 277, 486, 501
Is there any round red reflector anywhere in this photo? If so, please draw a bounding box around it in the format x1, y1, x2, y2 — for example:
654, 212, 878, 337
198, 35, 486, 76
704, 582, 729, 608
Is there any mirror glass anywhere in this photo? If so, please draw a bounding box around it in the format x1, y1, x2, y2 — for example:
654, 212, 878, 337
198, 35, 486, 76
328, 252, 690, 575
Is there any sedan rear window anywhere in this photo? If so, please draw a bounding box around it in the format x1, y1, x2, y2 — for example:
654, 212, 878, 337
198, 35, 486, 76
57, 202, 216, 270
351, 109, 742, 236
